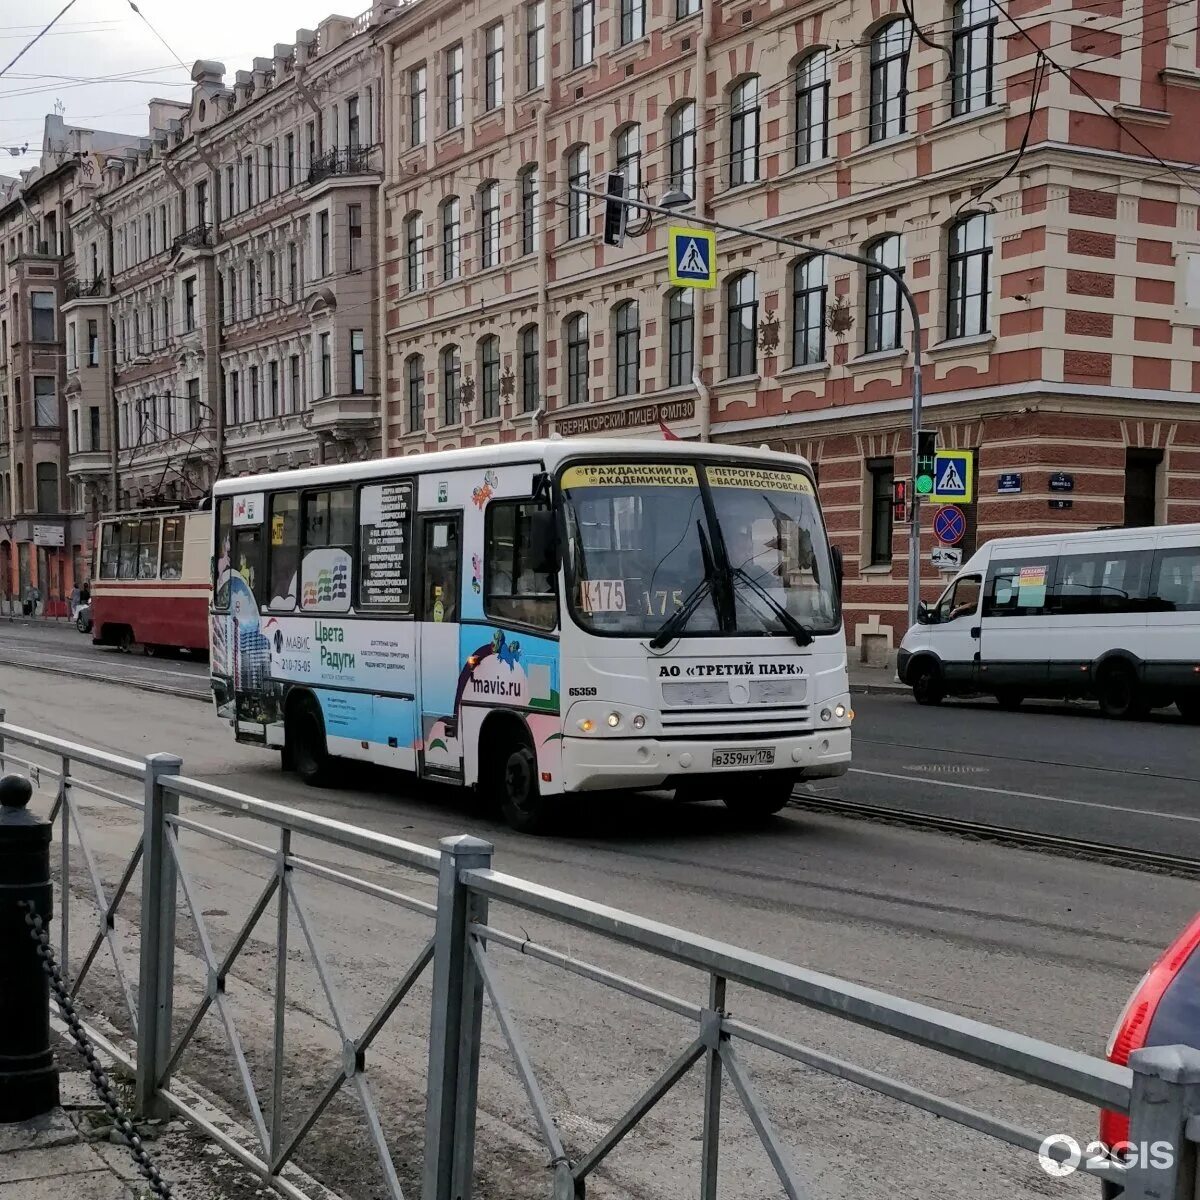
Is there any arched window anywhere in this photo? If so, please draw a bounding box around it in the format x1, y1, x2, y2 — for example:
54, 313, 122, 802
729, 77, 760, 187
479, 181, 500, 269
520, 325, 540, 412
792, 255, 827, 367
668, 102, 696, 199
666, 288, 694, 387
479, 335, 501, 418
565, 313, 589, 405
615, 124, 642, 197
952, 0, 996, 116
406, 353, 424, 432
795, 51, 830, 167
520, 164, 539, 256
946, 213, 992, 339
864, 235, 904, 353
567, 146, 589, 240
440, 345, 461, 426
404, 213, 423, 292
869, 20, 911, 142
614, 300, 640, 397
440, 197, 460, 281
726, 272, 758, 378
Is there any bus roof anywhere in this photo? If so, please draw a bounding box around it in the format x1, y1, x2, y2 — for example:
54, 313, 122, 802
211, 438, 815, 497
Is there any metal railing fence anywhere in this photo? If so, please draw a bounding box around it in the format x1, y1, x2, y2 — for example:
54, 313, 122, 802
1, 711, 1197, 1200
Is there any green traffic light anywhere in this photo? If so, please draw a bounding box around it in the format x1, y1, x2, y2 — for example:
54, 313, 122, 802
915, 476, 933, 494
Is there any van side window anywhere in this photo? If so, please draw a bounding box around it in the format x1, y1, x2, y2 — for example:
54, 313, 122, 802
1152, 549, 1200, 611
936, 574, 980, 622
300, 488, 354, 611
984, 559, 1055, 616
1053, 550, 1151, 615
485, 500, 557, 631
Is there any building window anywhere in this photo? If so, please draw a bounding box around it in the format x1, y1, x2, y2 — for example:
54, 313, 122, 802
285, 134, 295, 186
306, 120, 317, 168
288, 244, 299, 302
792, 255, 827, 366
405, 213, 424, 290
868, 458, 895, 565
66, 324, 76, 372
870, 19, 911, 142
946, 213, 992, 339
265, 144, 275, 199
485, 23, 504, 110
614, 300, 640, 396
409, 66, 427, 144
250, 365, 261, 421
350, 330, 365, 394
572, 0, 595, 68
1124, 449, 1163, 527
441, 345, 461, 425
347, 95, 360, 147
729, 77, 760, 187
567, 146, 589, 240
318, 210, 330, 276
90, 404, 101, 449
952, 0, 996, 116
441, 198, 461, 280
479, 335, 501, 419
667, 288, 693, 387
243, 153, 255, 208
30, 292, 54, 342
406, 354, 424, 431
526, 1, 545, 90
795, 50, 830, 167
445, 44, 463, 129
521, 325, 539, 412
319, 332, 332, 398
677, 0, 701, 16
668, 102, 697, 199
227, 371, 240, 426
865, 234, 904, 353
186, 378, 201, 430
87, 320, 99, 366
348, 203, 363, 271
621, 0, 645, 44
70, 410, 78, 453
480, 181, 501, 269
520, 165, 539, 256
615, 125, 641, 198
566, 313, 588, 405
184, 276, 196, 332
726, 271, 758, 378
267, 360, 279, 416
34, 376, 56, 426
36, 463, 57, 514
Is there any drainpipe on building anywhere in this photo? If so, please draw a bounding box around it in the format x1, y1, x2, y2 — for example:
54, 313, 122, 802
379, 41, 394, 456
90, 199, 119, 512
530, 404, 545, 443
692, 369, 711, 442
194, 132, 225, 485
535, 100, 549, 438
692, 5, 713, 443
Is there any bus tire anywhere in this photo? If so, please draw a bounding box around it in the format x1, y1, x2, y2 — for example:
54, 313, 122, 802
911, 660, 944, 706
722, 775, 794, 819
489, 729, 549, 834
995, 689, 1024, 711
1096, 661, 1146, 720
288, 694, 332, 786
1177, 695, 1200, 724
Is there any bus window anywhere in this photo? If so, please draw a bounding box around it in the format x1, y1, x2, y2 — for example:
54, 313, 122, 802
300, 488, 353, 611
214, 497, 233, 610
1153, 549, 1200, 611
423, 517, 459, 623
161, 518, 185, 580
269, 492, 300, 610
485, 500, 557, 631
100, 524, 118, 579
984, 559, 1056, 616
233, 525, 263, 604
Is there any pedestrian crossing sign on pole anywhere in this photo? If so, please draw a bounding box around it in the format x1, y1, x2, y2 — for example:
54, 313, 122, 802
931, 449, 974, 503
668, 226, 717, 289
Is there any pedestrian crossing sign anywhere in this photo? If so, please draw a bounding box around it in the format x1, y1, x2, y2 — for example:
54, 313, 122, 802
931, 449, 974, 503
668, 226, 717, 289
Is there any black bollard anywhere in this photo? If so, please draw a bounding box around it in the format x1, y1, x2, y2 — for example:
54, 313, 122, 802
0, 774, 60, 1122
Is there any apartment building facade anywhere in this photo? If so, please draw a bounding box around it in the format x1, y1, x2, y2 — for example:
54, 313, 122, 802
377, 0, 1200, 649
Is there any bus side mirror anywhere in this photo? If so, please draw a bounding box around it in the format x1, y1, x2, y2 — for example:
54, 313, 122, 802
830, 546, 844, 597
528, 509, 558, 574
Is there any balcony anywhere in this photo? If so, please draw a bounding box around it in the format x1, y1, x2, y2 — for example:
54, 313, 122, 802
172, 224, 213, 254
6, 241, 63, 265
306, 146, 374, 187
65, 276, 108, 301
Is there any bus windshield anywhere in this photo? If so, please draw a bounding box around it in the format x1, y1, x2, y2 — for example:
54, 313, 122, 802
560, 461, 839, 638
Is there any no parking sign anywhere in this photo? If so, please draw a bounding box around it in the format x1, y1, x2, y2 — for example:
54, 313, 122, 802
933, 505, 966, 546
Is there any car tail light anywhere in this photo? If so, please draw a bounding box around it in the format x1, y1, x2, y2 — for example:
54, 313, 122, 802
1100, 911, 1200, 1147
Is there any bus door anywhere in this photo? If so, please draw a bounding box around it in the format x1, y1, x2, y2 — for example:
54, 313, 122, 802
418, 512, 464, 779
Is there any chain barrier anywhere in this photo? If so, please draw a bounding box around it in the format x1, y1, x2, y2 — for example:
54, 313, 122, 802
18, 901, 174, 1200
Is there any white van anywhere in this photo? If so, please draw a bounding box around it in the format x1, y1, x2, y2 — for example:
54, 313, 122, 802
897, 524, 1200, 721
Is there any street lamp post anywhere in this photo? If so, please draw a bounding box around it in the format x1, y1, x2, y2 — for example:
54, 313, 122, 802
573, 185, 926, 627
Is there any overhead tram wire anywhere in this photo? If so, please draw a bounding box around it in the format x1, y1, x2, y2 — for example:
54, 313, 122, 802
0, 0, 81, 81
124, 1, 191, 76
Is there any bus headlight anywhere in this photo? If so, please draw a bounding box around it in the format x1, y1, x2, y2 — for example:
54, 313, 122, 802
631, 713, 646, 730
606, 712, 622, 729
834, 703, 847, 719
820, 708, 832, 722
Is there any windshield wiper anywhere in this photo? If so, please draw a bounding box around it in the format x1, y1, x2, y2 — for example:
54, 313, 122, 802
649, 521, 715, 649
731, 567, 813, 647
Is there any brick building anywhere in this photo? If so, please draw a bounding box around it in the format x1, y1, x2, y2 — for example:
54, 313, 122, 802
376, 0, 1200, 652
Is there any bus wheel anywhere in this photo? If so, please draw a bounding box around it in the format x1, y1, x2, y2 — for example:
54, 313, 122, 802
288, 696, 332, 786
995, 689, 1024, 711
1177, 696, 1200, 725
722, 775, 794, 819
1097, 662, 1146, 720
911, 661, 944, 706
492, 734, 548, 834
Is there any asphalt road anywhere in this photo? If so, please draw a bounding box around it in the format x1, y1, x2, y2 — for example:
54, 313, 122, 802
1, 645, 1197, 1200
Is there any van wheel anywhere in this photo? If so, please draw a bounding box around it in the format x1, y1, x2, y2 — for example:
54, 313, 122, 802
490, 732, 549, 834
288, 695, 333, 786
1177, 696, 1200, 725
911, 661, 944, 706
1097, 662, 1146, 720
995, 689, 1024, 711
722, 775, 794, 819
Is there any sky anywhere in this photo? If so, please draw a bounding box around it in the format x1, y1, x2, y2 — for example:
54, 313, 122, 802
1, 0, 353, 176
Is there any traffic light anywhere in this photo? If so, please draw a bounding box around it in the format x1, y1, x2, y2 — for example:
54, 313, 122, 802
914, 429, 937, 497
602, 171, 627, 248
892, 478, 910, 524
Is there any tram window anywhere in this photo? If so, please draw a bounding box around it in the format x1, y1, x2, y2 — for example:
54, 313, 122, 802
117, 521, 139, 579
160, 517, 185, 580
100, 524, 119, 579
136, 519, 159, 579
